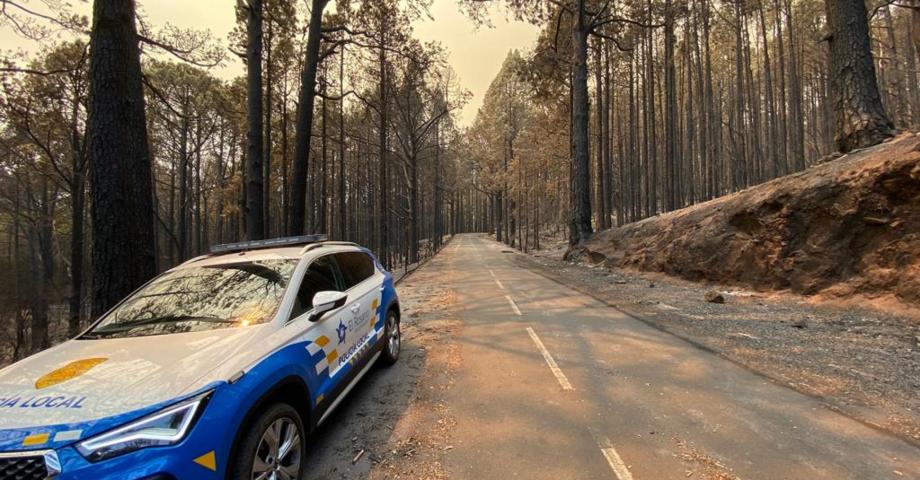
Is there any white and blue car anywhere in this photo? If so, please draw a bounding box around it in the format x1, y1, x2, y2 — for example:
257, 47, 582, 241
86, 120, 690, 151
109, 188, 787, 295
0, 236, 401, 480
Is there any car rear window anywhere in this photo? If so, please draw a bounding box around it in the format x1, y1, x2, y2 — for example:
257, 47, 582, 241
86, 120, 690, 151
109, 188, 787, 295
335, 252, 376, 289
83, 260, 298, 339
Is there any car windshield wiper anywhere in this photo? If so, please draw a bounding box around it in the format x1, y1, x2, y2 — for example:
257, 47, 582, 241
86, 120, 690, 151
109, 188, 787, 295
85, 315, 234, 338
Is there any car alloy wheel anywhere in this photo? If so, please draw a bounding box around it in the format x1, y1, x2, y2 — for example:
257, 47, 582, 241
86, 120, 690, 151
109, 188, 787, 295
251, 417, 302, 480
381, 311, 400, 366
387, 314, 400, 358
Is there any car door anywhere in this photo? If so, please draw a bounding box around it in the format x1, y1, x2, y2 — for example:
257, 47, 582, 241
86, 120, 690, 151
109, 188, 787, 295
290, 254, 352, 393
334, 251, 384, 368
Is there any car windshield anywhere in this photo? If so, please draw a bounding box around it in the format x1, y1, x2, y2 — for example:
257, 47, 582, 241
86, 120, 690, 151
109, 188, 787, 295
83, 260, 298, 339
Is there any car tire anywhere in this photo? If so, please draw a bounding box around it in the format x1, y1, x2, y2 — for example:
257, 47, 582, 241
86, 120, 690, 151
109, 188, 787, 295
381, 309, 400, 366
230, 402, 305, 480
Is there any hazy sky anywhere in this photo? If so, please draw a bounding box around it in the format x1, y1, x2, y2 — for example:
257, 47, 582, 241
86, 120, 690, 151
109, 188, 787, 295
0, 1, 539, 126
414, 2, 539, 125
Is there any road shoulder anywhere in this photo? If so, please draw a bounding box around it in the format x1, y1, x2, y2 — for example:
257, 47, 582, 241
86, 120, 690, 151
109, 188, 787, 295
301, 245, 463, 479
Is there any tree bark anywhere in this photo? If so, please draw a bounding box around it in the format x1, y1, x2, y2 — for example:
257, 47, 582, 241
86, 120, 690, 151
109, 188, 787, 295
732, 0, 747, 190
377, 24, 390, 267
786, 0, 805, 168
87, 0, 157, 317
664, 0, 678, 211
338, 47, 347, 240
758, 3, 778, 179
824, 0, 894, 152
178, 92, 190, 258
264, 18, 273, 239
569, 0, 593, 244
246, 0, 265, 240
593, 41, 607, 229
68, 95, 87, 336
881, 6, 906, 125
906, 3, 920, 127
290, 0, 329, 235
320, 81, 328, 234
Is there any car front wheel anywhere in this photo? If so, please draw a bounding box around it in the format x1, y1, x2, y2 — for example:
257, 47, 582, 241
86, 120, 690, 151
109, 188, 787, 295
231, 403, 305, 480
381, 310, 400, 366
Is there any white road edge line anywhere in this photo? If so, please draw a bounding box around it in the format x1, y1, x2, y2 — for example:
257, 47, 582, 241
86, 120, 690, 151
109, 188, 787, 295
525, 327, 574, 391
494, 278, 506, 290
505, 295, 522, 315
600, 445, 634, 480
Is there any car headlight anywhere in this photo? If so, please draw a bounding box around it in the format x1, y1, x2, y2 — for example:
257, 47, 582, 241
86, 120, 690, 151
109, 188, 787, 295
75, 391, 211, 462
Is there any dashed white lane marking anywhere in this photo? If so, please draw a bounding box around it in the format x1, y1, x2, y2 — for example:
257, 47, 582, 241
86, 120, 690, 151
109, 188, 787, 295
489, 269, 505, 289
600, 442, 634, 480
505, 295, 522, 315
526, 327, 574, 391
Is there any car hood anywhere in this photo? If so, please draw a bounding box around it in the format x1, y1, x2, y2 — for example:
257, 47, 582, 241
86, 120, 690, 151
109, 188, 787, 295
0, 326, 263, 429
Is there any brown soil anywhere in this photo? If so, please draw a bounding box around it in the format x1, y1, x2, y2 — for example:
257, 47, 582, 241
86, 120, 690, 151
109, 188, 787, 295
577, 133, 920, 310
674, 436, 742, 480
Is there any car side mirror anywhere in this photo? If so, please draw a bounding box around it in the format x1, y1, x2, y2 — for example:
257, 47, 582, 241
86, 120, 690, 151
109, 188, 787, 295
309, 291, 347, 322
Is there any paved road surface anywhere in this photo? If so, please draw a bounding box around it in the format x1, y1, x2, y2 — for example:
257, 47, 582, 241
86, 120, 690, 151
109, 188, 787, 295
434, 234, 919, 479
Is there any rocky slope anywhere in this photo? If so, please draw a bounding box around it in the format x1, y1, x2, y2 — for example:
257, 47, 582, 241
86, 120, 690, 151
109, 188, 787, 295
578, 134, 920, 310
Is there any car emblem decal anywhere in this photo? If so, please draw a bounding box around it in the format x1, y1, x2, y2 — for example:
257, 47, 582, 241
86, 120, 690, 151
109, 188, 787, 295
193, 451, 217, 471
336, 320, 347, 344
22, 433, 49, 447
35, 358, 107, 390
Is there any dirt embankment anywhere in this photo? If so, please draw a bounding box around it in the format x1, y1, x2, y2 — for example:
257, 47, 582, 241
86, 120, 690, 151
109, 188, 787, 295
579, 134, 920, 310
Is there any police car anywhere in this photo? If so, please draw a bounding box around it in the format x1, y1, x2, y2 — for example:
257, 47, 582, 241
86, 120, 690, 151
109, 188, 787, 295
0, 235, 401, 480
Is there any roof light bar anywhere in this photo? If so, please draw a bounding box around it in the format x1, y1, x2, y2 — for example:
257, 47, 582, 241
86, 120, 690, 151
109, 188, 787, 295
210, 235, 328, 254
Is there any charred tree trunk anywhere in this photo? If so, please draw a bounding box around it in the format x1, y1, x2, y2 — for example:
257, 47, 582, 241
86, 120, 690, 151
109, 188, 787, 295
290, 0, 329, 235
433, 111, 443, 250
786, 0, 805, 169
178, 93, 190, 259
409, 151, 419, 264
664, 0, 678, 211
824, 0, 894, 152
593, 42, 607, 229
245, 0, 265, 240
264, 19, 273, 239
570, 0, 594, 244
338, 48, 347, 240
758, 3, 778, 179
68, 101, 87, 336
774, 0, 789, 174
319, 81, 328, 234
377, 24, 391, 268
87, 0, 157, 317
905, 4, 920, 127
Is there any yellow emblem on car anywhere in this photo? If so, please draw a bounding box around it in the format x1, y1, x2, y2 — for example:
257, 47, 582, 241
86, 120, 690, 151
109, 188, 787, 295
194, 451, 217, 471
22, 433, 49, 447
35, 358, 108, 390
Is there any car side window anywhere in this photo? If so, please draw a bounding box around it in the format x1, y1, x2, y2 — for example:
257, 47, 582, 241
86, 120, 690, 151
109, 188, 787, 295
290, 255, 343, 320
335, 252, 376, 289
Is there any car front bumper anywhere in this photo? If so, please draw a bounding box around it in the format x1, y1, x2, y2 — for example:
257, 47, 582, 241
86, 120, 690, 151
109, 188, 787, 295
0, 383, 244, 480
58, 387, 249, 480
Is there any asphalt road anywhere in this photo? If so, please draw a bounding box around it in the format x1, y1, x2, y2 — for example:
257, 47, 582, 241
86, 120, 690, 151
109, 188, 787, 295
435, 234, 919, 479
